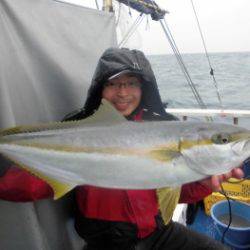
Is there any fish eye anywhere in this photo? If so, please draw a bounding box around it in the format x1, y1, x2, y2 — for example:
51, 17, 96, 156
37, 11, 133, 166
211, 133, 231, 144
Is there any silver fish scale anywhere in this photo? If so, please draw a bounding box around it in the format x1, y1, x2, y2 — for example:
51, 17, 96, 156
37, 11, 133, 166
1, 121, 250, 193
3, 122, 171, 149
2, 121, 248, 150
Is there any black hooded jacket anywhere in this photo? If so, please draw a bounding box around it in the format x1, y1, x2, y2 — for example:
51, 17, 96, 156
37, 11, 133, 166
63, 47, 177, 122
62, 48, 216, 250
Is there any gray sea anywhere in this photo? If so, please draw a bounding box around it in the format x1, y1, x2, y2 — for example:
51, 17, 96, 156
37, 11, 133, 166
148, 51, 250, 127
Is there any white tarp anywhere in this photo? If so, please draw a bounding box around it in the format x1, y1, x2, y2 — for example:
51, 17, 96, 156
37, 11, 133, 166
0, 0, 117, 249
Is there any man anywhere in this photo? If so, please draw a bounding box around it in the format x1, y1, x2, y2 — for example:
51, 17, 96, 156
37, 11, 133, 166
0, 48, 243, 249
64, 48, 243, 250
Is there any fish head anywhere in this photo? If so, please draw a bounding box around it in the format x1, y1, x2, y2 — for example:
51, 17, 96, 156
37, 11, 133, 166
177, 123, 250, 176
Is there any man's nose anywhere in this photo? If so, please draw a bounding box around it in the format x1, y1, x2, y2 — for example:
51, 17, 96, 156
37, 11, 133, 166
117, 84, 129, 95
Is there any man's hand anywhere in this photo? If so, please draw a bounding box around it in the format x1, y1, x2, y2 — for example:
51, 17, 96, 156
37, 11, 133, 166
199, 167, 244, 192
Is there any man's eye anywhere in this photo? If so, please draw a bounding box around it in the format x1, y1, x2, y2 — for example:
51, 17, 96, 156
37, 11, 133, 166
105, 82, 115, 87
129, 82, 141, 87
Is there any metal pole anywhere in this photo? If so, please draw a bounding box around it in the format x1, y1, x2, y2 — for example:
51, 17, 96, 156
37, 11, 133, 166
103, 0, 113, 12
233, 117, 238, 125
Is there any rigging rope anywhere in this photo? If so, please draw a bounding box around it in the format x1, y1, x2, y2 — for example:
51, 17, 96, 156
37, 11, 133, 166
95, 0, 100, 10
118, 13, 145, 48
190, 0, 223, 108
117, 0, 216, 121
219, 183, 232, 244
160, 18, 213, 122
217, 160, 250, 244
115, 2, 122, 25
145, 2, 207, 113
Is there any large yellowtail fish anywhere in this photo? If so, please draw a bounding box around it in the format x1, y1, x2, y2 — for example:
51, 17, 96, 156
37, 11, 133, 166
0, 100, 249, 199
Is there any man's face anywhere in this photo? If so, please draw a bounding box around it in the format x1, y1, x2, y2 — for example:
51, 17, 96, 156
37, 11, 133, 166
102, 74, 142, 116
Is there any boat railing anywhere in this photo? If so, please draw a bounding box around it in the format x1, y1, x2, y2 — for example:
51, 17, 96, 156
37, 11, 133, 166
166, 108, 250, 125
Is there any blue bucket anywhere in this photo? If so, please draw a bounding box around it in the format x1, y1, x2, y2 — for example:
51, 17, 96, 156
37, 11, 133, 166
211, 200, 250, 249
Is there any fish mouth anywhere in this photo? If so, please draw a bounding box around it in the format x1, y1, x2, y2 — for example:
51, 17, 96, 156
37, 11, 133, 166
231, 131, 250, 155
232, 139, 250, 157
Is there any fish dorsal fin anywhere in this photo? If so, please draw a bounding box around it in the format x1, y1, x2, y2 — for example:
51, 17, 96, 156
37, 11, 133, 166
0, 99, 126, 137
80, 99, 127, 126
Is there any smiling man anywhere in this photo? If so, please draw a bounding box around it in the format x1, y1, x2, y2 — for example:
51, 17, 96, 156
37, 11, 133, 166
63, 47, 242, 250
102, 71, 142, 116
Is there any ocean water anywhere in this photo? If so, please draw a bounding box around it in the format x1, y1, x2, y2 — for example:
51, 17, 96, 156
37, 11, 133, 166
148, 51, 250, 127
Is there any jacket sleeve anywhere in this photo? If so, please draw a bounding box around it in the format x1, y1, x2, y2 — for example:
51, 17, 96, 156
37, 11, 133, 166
0, 166, 54, 202
0, 154, 12, 177
179, 182, 212, 204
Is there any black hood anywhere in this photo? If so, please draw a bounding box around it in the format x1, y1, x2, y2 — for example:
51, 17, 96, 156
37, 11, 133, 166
63, 47, 176, 121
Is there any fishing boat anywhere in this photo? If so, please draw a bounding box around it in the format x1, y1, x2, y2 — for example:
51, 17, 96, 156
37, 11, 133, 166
0, 1, 249, 249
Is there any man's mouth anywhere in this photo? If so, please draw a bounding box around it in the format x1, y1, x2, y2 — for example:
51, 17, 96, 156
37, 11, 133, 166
114, 101, 130, 111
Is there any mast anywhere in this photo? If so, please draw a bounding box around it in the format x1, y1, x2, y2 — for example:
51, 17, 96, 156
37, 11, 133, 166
103, 0, 113, 12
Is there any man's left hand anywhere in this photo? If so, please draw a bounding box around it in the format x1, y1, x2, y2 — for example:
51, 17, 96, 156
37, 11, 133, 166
199, 167, 244, 192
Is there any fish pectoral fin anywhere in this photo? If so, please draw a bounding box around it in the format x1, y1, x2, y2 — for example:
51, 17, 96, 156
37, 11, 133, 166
28, 170, 75, 199
29, 170, 75, 200
39, 175, 75, 200
3, 156, 75, 200
27, 168, 75, 200
147, 149, 182, 162
25, 169, 75, 199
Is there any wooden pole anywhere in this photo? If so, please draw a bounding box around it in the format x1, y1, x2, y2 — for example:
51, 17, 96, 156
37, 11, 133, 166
103, 0, 113, 12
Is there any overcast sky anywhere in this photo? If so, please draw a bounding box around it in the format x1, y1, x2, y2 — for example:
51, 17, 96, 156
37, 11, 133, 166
64, 0, 250, 55
140, 0, 250, 55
